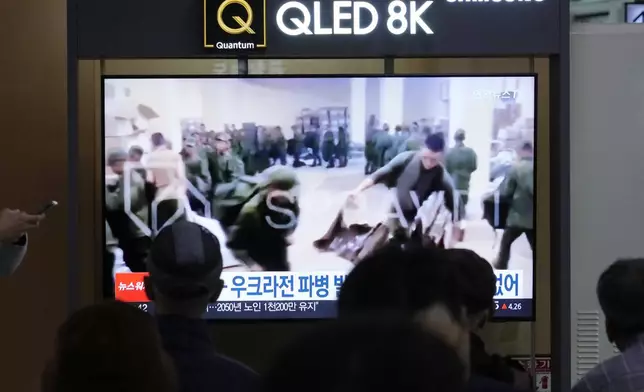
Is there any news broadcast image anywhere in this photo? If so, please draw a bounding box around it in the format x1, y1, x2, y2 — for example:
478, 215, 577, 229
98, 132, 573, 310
104, 76, 536, 319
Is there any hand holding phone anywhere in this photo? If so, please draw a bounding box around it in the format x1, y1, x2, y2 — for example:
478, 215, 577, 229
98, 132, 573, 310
35, 200, 58, 215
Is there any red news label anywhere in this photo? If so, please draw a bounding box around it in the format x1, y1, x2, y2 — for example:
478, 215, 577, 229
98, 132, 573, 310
115, 273, 150, 302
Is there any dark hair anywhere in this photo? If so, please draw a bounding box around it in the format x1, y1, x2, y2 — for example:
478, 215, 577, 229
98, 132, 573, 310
425, 133, 445, 152
337, 245, 461, 320
444, 249, 497, 316
263, 317, 466, 392
521, 141, 533, 152
151, 132, 166, 147
597, 258, 644, 343
128, 145, 144, 157
43, 301, 176, 392
148, 220, 223, 300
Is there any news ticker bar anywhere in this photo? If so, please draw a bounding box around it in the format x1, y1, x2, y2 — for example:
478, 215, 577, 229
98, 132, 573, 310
133, 299, 533, 319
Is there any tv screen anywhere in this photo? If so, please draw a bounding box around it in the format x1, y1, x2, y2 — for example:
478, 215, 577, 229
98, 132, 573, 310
625, 2, 644, 23
104, 75, 536, 320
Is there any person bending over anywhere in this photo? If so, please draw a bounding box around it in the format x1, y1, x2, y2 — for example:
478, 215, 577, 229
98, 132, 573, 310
263, 316, 467, 392
572, 258, 644, 392
42, 301, 177, 392
347, 134, 464, 239
0, 208, 44, 276
144, 220, 259, 392
337, 244, 522, 392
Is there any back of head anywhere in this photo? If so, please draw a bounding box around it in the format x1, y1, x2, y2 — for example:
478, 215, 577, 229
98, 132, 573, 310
146, 220, 224, 315
597, 258, 644, 346
44, 301, 176, 392
263, 317, 466, 392
425, 133, 446, 152
337, 245, 461, 320
444, 249, 497, 326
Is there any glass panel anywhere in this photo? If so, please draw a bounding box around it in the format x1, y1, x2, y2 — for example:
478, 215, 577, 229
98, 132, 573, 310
247, 59, 384, 75
394, 58, 532, 74
103, 59, 239, 75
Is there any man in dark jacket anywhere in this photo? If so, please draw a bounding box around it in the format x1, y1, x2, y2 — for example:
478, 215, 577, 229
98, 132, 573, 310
145, 218, 259, 392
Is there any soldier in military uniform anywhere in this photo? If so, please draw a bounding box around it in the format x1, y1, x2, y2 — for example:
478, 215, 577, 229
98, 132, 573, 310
104, 148, 150, 273
335, 126, 349, 168
213, 166, 300, 271
304, 127, 322, 167
254, 127, 272, 173
364, 117, 379, 174
322, 128, 336, 168
373, 125, 393, 169
493, 141, 534, 270
181, 137, 211, 216
402, 128, 425, 153
269, 126, 288, 165
231, 128, 244, 157
205, 131, 245, 217
290, 125, 306, 168
445, 129, 478, 207
384, 126, 404, 164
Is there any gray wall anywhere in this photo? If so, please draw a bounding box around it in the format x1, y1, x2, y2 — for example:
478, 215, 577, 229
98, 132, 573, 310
570, 24, 644, 384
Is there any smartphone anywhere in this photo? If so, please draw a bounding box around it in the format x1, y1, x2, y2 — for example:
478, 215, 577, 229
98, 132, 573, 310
35, 200, 58, 215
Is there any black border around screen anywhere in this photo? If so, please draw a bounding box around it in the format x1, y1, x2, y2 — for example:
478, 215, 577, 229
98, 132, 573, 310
101, 73, 538, 322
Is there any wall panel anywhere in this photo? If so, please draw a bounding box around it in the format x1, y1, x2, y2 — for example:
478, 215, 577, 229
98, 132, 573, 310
0, 0, 68, 388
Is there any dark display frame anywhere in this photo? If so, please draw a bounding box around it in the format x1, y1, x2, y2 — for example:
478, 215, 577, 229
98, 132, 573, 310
67, 0, 570, 390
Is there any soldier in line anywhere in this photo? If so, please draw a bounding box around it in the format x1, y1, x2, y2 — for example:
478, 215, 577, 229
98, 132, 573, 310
290, 125, 307, 168
230, 128, 244, 157
335, 126, 349, 168
445, 129, 478, 207
304, 127, 323, 167
383, 125, 403, 165
268, 126, 288, 166
322, 128, 336, 168
213, 166, 301, 271
104, 148, 150, 273
181, 136, 211, 216
206, 131, 245, 216
252, 126, 272, 173
493, 141, 534, 270
402, 125, 425, 153
364, 115, 379, 174
373, 124, 393, 170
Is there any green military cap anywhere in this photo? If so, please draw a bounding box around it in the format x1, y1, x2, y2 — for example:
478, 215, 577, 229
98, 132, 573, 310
259, 166, 300, 190
454, 129, 466, 140
214, 131, 231, 142
107, 148, 128, 165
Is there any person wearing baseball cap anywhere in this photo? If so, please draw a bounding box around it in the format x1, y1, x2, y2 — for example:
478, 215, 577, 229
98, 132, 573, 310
145, 220, 258, 392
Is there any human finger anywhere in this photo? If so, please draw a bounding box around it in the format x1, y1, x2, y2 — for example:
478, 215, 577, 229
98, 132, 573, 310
20, 213, 45, 224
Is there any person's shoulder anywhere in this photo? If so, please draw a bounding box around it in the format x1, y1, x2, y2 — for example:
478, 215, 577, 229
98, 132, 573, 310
574, 353, 635, 392
396, 150, 417, 161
